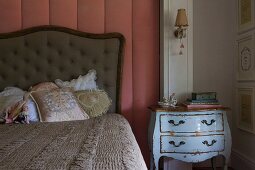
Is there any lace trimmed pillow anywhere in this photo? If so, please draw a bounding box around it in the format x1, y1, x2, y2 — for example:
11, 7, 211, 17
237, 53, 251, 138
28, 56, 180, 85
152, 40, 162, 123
30, 88, 89, 122
74, 90, 112, 118
55, 69, 98, 91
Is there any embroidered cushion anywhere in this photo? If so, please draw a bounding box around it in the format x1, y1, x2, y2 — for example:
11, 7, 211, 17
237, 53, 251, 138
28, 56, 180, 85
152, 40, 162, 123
74, 90, 112, 118
55, 69, 98, 91
30, 88, 89, 122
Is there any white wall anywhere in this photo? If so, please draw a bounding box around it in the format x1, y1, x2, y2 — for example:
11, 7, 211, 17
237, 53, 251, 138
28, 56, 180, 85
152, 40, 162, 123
193, 0, 235, 167
160, 0, 193, 102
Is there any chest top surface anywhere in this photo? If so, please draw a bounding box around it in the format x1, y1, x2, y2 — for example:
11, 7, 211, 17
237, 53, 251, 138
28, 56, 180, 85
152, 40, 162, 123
149, 105, 230, 113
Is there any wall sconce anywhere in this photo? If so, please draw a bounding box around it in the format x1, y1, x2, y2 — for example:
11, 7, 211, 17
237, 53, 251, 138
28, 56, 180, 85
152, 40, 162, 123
174, 9, 188, 55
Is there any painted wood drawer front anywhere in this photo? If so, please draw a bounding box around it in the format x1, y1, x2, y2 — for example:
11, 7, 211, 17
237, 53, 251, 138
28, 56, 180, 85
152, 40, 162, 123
160, 113, 223, 133
160, 135, 224, 153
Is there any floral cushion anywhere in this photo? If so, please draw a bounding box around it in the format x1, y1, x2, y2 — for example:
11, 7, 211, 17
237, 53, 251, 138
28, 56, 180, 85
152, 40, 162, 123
30, 88, 89, 122
74, 90, 112, 118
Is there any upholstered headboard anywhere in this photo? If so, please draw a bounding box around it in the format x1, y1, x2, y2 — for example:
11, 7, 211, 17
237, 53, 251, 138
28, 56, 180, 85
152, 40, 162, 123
0, 26, 124, 113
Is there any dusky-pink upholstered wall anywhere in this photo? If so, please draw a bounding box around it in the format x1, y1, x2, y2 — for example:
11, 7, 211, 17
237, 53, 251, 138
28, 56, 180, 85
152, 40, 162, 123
0, 0, 159, 164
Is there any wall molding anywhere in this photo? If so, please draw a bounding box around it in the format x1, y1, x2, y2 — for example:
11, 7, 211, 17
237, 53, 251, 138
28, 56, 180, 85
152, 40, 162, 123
231, 149, 255, 170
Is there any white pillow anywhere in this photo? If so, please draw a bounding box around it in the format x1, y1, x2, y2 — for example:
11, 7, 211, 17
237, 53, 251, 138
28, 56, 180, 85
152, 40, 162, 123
0, 87, 25, 118
0, 87, 25, 96
55, 69, 98, 91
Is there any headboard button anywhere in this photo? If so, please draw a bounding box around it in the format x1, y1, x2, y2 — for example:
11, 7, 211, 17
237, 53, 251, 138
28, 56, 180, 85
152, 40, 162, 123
2, 58, 7, 64
47, 58, 52, 64
70, 59, 75, 64
92, 59, 97, 64
36, 50, 40, 55
80, 50, 85, 55
24, 58, 30, 63
47, 42, 51, 47
13, 65, 18, 71
24, 41, 28, 47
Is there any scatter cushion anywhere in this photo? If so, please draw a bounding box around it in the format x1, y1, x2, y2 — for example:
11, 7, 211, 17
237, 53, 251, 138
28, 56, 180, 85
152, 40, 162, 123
5, 100, 28, 124
29, 82, 59, 92
0, 87, 25, 96
23, 99, 40, 123
0, 87, 25, 118
55, 69, 98, 91
74, 90, 112, 118
30, 88, 89, 122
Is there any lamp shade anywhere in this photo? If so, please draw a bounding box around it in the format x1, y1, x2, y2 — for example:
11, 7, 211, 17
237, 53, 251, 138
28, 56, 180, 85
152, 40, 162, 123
175, 9, 188, 27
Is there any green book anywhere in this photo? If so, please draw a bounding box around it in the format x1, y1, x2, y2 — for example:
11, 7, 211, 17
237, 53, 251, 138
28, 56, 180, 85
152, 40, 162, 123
186, 99, 219, 104
192, 92, 216, 100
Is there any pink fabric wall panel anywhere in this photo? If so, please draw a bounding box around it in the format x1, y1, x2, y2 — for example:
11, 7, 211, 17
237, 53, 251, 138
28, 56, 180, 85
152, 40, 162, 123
77, 0, 104, 33
0, 0, 21, 33
105, 0, 133, 124
50, 0, 77, 29
0, 0, 159, 166
22, 0, 49, 28
132, 0, 159, 164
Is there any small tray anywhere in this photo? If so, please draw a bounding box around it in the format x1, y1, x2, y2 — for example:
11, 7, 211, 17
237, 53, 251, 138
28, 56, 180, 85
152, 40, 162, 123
158, 101, 171, 107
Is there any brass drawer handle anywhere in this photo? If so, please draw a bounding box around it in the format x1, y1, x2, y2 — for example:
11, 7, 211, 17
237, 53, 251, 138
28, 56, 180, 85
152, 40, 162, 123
169, 141, 186, 147
201, 119, 216, 126
202, 140, 217, 147
168, 120, 185, 126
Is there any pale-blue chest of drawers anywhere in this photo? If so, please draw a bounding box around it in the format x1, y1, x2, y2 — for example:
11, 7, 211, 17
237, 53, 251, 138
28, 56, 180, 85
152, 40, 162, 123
148, 106, 231, 170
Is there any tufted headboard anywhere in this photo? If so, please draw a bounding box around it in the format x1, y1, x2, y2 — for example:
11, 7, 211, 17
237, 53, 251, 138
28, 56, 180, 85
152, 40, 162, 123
0, 26, 124, 113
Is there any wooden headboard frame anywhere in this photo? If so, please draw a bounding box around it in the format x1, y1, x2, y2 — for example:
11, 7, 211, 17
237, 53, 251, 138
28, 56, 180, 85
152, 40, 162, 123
0, 25, 125, 113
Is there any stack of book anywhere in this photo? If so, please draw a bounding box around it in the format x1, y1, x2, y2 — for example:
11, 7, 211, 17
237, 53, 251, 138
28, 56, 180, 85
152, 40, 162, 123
182, 92, 223, 109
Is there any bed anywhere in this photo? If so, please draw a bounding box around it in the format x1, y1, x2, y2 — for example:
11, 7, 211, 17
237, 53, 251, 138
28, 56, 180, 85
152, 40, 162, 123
0, 26, 147, 170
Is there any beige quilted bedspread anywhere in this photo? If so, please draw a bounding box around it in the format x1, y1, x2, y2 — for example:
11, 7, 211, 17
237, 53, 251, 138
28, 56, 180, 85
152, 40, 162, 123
0, 114, 147, 170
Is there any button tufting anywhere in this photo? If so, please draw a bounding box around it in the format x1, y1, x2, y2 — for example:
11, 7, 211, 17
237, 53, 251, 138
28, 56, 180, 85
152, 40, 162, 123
80, 50, 85, 55
47, 58, 52, 64
2, 58, 7, 64
24, 41, 28, 47
24, 58, 30, 63
59, 66, 64, 72
92, 59, 97, 64
25, 74, 30, 80
2, 75, 6, 80
36, 50, 40, 55
35, 66, 41, 72
58, 50, 62, 55
47, 73, 52, 79
70, 59, 75, 64
47, 42, 51, 47
104, 67, 110, 72
13, 65, 18, 71
104, 50, 109, 54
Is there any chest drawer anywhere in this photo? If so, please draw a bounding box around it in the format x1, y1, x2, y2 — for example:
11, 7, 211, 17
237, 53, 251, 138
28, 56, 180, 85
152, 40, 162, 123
160, 135, 224, 153
160, 113, 223, 133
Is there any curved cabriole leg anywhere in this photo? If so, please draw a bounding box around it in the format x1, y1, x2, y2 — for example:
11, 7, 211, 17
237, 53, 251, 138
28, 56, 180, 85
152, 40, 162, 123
153, 156, 160, 170
223, 156, 228, 170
